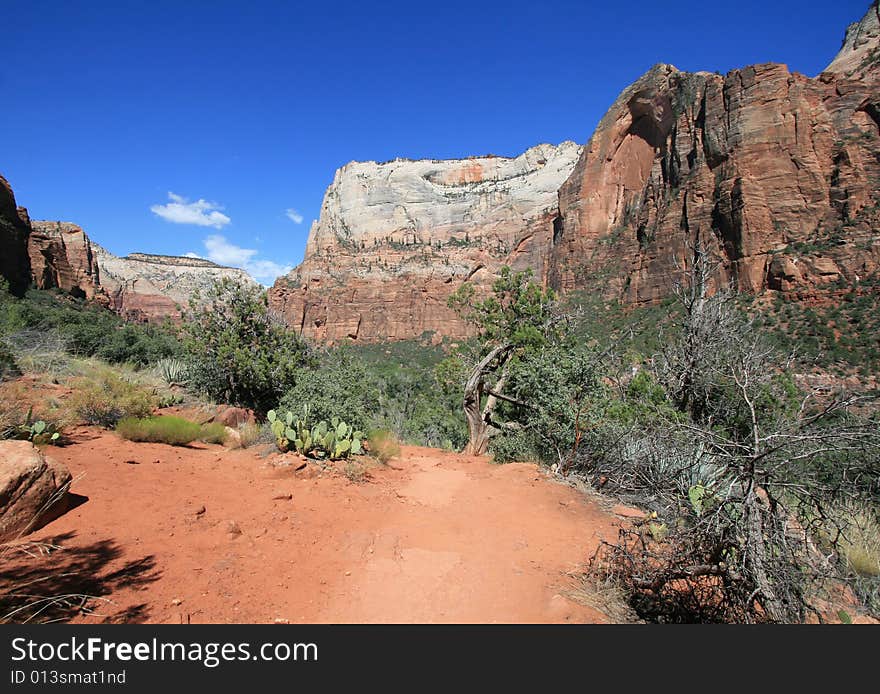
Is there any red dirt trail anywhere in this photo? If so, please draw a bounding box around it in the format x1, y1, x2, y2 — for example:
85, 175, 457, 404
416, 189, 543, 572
12, 429, 623, 623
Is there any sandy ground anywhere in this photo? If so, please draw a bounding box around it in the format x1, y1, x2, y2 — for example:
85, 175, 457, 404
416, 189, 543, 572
6, 428, 624, 624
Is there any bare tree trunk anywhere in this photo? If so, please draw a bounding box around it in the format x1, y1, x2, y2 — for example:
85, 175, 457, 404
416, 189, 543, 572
462, 344, 513, 456
744, 488, 788, 623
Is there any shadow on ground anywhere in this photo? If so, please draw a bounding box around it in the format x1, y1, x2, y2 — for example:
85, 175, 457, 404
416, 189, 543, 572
0, 531, 160, 624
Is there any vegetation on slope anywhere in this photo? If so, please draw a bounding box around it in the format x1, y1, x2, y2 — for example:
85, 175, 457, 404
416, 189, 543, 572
1, 264, 878, 623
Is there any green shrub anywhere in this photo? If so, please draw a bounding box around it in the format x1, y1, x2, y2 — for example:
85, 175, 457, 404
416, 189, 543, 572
0, 342, 19, 382
68, 368, 155, 427
279, 349, 379, 431
0, 288, 181, 367
116, 415, 203, 446
488, 427, 536, 463
182, 278, 311, 413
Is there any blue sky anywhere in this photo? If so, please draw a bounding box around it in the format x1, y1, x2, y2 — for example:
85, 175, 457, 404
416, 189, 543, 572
0, 0, 870, 284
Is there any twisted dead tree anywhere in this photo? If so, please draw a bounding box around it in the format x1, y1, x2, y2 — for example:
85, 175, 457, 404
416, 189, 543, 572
586, 243, 880, 622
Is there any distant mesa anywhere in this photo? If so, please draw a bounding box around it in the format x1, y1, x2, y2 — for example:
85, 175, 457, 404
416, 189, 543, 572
0, 211, 257, 323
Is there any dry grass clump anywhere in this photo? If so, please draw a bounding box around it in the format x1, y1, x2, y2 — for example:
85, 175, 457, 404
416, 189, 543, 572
367, 429, 401, 464
0, 381, 70, 442
833, 502, 880, 578
66, 365, 155, 427
343, 460, 368, 484
237, 421, 264, 448
564, 574, 640, 624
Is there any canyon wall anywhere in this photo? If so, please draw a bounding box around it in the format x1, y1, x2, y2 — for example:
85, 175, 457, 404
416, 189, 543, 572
0, 175, 33, 296
0, 181, 257, 322
29, 220, 256, 322
268, 142, 581, 341
269, 3, 880, 342
548, 4, 880, 305
93, 247, 257, 322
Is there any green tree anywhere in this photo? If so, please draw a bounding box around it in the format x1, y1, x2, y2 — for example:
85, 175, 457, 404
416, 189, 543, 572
182, 277, 311, 412
448, 266, 559, 455
279, 348, 379, 430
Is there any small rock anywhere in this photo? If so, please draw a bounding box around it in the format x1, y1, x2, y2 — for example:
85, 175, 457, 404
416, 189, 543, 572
272, 493, 293, 501
274, 618, 290, 624
171, 598, 183, 606
293, 460, 308, 472
344, 571, 351, 576
224, 427, 242, 449
611, 504, 647, 519
226, 520, 242, 535
193, 505, 206, 516
296, 464, 319, 479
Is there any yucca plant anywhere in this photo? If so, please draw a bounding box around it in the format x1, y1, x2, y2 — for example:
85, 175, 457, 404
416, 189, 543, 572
156, 358, 190, 386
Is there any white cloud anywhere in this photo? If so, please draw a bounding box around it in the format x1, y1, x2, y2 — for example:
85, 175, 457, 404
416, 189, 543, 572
151, 192, 231, 229
184, 251, 202, 259
201, 234, 292, 285
285, 208, 304, 224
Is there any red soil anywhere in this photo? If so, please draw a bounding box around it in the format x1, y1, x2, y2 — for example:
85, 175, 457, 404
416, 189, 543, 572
11, 428, 623, 624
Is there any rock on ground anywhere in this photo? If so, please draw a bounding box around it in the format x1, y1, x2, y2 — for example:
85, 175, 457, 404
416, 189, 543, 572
0, 440, 73, 543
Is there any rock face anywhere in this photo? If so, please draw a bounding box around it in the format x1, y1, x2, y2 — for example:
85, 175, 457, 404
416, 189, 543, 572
1, 172, 258, 321
825, 1, 880, 81
28, 221, 106, 302
548, 3, 880, 306
25, 216, 256, 322
0, 175, 33, 296
268, 142, 582, 341
92, 247, 257, 322
0, 440, 72, 543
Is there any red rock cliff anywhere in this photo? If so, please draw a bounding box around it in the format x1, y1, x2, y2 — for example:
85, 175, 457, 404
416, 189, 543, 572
548, 3, 880, 305
0, 175, 33, 296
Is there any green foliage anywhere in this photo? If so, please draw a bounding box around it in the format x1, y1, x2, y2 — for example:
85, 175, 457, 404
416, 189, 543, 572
0, 401, 64, 445
68, 367, 156, 427
267, 407, 363, 460
0, 341, 19, 381
0, 288, 180, 367
156, 358, 189, 386
182, 278, 311, 413
20, 417, 61, 445
116, 415, 203, 446
487, 426, 536, 463
344, 341, 467, 450
753, 282, 880, 375
448, 266, 558, 353
279, 348, 379, 431
198, 422, 228, 445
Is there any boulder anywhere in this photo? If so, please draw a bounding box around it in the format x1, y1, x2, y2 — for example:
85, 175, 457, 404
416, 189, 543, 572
215, 406, 255, 428
0, 440, 72, 543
